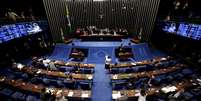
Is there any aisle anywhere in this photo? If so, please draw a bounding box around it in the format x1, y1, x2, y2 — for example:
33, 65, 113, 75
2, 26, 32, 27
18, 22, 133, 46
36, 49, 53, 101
92, 64, 112, 101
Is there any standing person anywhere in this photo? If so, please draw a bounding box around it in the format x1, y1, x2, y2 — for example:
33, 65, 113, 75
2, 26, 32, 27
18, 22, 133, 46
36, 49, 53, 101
20, 11, 25, 19
5, 9, 19, 22
105, 55, 112, 69
137, 89, 147, 101
28, 8, 35, 20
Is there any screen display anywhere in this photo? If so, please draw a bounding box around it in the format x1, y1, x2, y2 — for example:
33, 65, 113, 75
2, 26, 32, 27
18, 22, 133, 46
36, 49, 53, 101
0, 22, 42, 43
27, 23, 42, 34
162, 22, 177, 33
177, 23, 201, 40
16, 23, 28, 36
161, 21, 201, 40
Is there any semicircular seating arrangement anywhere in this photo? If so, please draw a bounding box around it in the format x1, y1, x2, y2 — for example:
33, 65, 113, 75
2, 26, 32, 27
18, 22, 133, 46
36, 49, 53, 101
108, 56, 201, 101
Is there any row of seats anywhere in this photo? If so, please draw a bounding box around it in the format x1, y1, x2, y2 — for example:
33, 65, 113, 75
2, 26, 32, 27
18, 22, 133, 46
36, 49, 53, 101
110, 59, 178, 74
110, 56, 201, 100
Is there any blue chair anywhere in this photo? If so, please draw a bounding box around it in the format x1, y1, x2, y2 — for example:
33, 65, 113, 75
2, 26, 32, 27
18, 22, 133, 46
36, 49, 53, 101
79, 82, 91, 90
58, 68, 66, 72
111, 69, 119, 74
31, 77, 44, 85
48, 80, 60, 87
63, 81, 76, 89
124, 68, 133, 73
182, 69, 193, 76
113, 82, 127, 90
83, 69, 93, 74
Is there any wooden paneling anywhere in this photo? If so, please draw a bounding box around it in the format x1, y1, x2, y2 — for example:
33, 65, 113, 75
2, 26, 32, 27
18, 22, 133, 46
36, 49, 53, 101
43, 0, 160, 41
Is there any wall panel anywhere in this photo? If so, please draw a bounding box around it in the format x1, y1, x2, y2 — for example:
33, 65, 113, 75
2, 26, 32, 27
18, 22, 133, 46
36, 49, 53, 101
43, 0, 160, 41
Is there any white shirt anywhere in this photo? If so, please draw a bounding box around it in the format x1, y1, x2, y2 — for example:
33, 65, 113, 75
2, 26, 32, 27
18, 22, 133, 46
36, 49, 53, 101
138, 95, 146, 101
105, 56, 112, 64
135, 92, 146, 101
56, 96, 68, 101
49, 62, 57, 70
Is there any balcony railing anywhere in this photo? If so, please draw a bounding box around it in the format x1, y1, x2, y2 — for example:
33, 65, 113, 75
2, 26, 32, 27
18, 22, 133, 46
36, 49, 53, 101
0, 17, 48, 25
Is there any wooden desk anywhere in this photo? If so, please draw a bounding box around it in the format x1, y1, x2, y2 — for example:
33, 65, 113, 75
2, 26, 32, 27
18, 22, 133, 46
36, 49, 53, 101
109, 61, 150, 69
111, 64, 184, 80
70, 52, 85, 59
17, 66, 93, 80
78, 34, 126, 41
108, 56, 173, 69
37, 58, 95, 68
0, 76, 91, 99
118, 52, 133, 60
112, 79, 195, 100
55, 61, 95, 69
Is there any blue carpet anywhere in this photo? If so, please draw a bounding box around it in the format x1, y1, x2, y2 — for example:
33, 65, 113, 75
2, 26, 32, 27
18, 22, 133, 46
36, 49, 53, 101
91, 64, 112, 101
87, 47, 115, 64
131, 43, 165, 61
48, 44, 72, 61
41, 41, 165, 101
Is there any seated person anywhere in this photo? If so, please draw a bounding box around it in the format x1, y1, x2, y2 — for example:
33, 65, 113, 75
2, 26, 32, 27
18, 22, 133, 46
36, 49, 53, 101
137, 89, 147, 101
116, 46, 133, 60
70, 48, 86, 60
55, 91, 68, 101
147, 75, 155, 87
72, 48, 84, 56
73, 63, 80, 72
40, 88, 51, 101
31, 56, 38, 66
127, 78, 136, 89
48, 60, 58, 71
12, 62, 24, 70
38, 60, 47, 69
72, 48, 79, 53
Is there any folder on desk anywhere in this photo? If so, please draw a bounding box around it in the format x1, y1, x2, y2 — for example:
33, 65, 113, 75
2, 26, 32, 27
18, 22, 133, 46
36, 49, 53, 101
112, 92, 121, 99
68, 91, 74, 97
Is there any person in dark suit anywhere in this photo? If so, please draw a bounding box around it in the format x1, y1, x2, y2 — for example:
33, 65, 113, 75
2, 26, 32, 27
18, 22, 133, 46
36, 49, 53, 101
40, 88, 50, 101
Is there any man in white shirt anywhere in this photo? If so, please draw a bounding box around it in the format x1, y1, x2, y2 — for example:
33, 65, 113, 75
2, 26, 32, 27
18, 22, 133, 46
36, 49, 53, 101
137, 89, 147, 101
105, 55, 112, 69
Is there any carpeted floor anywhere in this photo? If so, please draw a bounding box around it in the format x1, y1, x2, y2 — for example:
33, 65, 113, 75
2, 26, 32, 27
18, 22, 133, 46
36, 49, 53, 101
46, 40, 165, 101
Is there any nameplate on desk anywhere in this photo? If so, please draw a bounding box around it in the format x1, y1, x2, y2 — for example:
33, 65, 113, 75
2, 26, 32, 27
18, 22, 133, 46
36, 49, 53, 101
36, 70, 41, 74
65, 63, 70, 65
131, 62, 137, 66
88, 75, 93, 80
68, 91, 74, 97
81, 93, 89, 98
136, 62, 142, 64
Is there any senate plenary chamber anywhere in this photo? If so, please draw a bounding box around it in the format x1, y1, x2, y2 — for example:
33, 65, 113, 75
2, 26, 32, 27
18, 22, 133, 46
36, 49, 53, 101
0, 0, 201, 101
